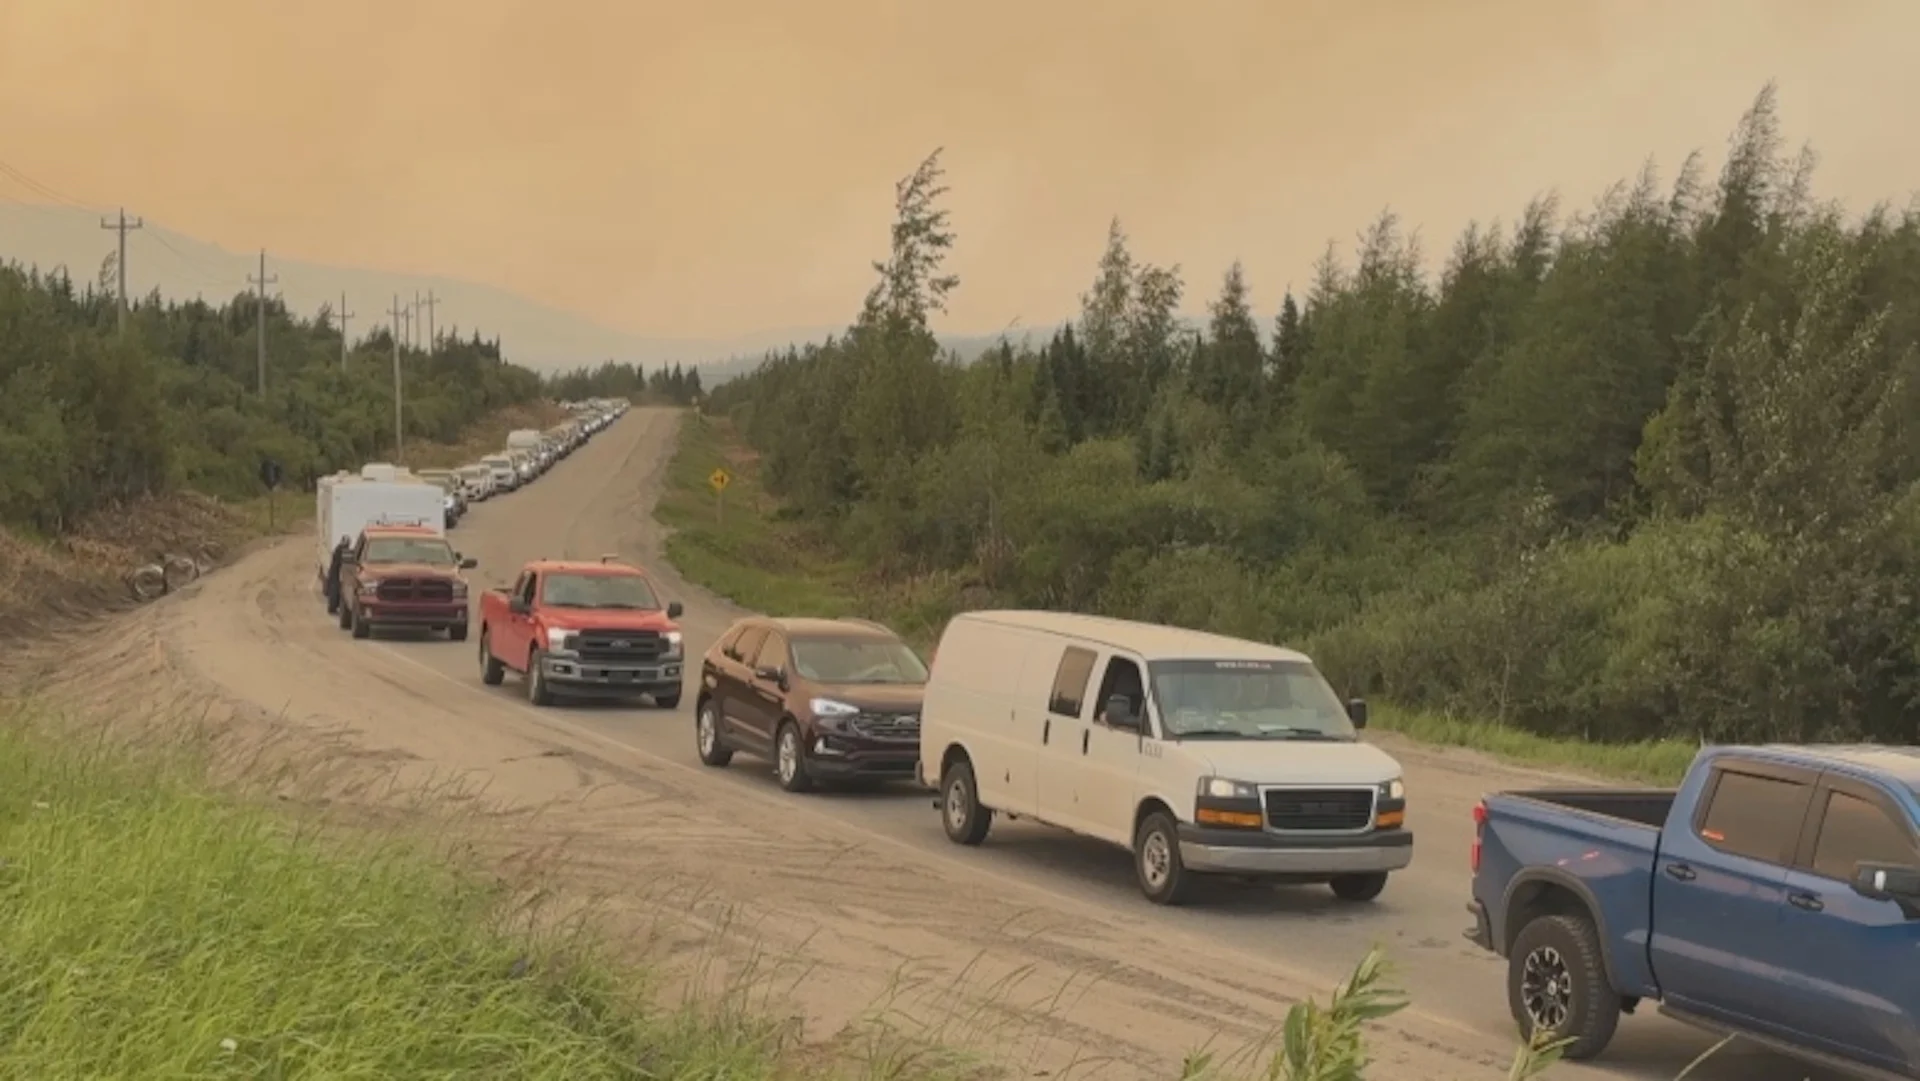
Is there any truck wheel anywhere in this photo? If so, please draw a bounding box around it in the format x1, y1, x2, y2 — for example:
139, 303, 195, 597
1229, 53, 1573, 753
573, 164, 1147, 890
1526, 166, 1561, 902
1135, 811, 1194, 905
939, 758, 991, 845
774, 721, 813, 793
337, 601, 351, 630
525, 649, 553, 706
1329, 873, 1389, 902
478, 630, 505, 686
1508, 914, 1621, 1061
449, 622, 469, 643
350, 605, 371, 639
695, 699, 732, 767
654, 690, 682, 710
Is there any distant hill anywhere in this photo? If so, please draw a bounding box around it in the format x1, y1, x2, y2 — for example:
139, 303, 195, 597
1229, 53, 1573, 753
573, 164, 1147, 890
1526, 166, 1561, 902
0, 203, 1038, 376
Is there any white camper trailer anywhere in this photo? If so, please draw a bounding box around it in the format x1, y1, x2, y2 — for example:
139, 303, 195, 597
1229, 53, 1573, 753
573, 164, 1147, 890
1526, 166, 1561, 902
315, 472, 446, 585
505, 429, 542, 453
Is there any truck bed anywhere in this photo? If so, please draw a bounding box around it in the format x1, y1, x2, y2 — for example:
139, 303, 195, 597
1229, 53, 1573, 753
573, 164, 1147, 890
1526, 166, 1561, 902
1499, 787, 1675, 829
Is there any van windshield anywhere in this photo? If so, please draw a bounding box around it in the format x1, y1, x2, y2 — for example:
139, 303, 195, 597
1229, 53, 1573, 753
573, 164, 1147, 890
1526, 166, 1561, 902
1147, 659, 1356, 741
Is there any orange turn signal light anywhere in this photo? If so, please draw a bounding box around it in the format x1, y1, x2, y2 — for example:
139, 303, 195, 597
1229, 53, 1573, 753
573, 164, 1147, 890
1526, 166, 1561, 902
1376, 809, 1405, 830
1196, 808, 1263, 829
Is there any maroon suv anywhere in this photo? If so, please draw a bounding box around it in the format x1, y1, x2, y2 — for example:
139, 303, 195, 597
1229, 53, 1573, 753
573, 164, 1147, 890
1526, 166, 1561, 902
693, 616, 926, 792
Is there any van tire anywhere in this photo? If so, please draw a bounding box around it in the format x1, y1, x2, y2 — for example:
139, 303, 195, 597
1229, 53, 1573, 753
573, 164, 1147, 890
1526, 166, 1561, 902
479, 630, 505, 685
940, 759, 991, 845
1507, 913, 1621, 1061
1134, 811, 1193, 905
1329, 872, 1389, 902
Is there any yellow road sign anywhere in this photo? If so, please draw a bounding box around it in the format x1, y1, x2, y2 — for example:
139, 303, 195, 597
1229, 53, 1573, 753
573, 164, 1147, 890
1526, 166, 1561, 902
709, 467, 732, 492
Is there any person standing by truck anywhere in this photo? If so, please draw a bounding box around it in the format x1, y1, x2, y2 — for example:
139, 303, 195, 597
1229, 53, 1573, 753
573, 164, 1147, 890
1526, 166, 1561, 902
324, 535, 351, 614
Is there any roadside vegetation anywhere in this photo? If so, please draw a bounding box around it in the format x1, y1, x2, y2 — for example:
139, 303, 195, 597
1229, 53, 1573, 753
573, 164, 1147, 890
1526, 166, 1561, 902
693, 83, 1920, 770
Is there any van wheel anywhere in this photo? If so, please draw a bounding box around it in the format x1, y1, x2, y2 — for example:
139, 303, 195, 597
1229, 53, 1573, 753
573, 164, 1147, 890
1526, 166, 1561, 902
526, 649, 553, 706
775, 722, 813, 793
940, 759, 992, 845
478, 630, 505, 686
1508, 914, 1621, 1061
1134, 811, 1194, 905
1330, 873, 1389, 902
695, 700, 732, 767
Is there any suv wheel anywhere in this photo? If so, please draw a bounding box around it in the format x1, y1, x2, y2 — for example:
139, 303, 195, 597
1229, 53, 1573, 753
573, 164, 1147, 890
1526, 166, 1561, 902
774, 722, 813, 793
695, 700, 732, 767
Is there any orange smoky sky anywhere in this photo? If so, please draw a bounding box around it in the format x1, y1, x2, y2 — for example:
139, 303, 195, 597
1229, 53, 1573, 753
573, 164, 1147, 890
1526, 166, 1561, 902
1, 0, 1915, 340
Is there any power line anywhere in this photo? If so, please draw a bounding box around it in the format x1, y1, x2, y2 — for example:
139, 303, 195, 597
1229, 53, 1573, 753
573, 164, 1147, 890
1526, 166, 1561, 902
338, 292, 355, 369
386, 294, 407, 462
99, 208, 143, 335
419, 290, 439, 352
247, 251, 278, 396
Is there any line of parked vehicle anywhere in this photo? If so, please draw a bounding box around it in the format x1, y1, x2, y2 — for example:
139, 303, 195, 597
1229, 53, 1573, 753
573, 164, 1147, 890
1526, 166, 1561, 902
307, 401, 1920, 1080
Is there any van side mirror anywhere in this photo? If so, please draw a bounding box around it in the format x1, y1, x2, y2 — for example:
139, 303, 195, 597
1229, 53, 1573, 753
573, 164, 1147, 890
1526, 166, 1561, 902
1852, 862, 1920, 903
667, 601, 684, 619
509, 597, 530, 616
1105, 693, 1140, 730
1346, 697, 1369, 730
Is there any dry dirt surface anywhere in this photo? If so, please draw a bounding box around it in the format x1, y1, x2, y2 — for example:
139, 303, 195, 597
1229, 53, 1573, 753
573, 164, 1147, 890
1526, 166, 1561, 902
14, 408, 1841, 1081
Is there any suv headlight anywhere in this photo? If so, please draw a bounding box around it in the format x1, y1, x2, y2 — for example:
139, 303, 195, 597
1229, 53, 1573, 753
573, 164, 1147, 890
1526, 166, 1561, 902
1198, 777, 1258, 800
545, 627, 575, 651
809, 698, 858, 727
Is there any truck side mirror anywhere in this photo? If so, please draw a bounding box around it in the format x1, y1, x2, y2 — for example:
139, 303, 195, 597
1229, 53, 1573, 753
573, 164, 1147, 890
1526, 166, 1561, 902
509, 597, 530, 616
667, 600, 684, 619
1852, 862, 1920, 902
1347, 697, 1369, 730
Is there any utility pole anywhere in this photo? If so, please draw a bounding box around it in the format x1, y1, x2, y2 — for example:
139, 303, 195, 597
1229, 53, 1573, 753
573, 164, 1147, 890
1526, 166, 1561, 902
247, 250, 278, 395
99, 208, 143, 335
398, 304, 413, 352
338, 292, 355, 368
418, 289, 439, 352
387, 294, 406, 462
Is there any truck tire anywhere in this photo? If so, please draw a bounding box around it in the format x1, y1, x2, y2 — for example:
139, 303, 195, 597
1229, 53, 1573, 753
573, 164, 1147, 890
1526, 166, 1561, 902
525, 648, 554, 706
939, 758, 991, 845
654, 690, 682, 710
1329, 872, 1389, 902
337, 601, 352, 630
1134, 810, 1195, 905
478, 629, 505, 686
350, 604, 371, 639
1508, 914, 1621, 1061
449, 622, 469, 643
695, 699, 732, 767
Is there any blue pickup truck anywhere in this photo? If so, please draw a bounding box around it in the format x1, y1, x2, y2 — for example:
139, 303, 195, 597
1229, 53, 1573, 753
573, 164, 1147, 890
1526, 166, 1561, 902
1466, 744, 1920, 1079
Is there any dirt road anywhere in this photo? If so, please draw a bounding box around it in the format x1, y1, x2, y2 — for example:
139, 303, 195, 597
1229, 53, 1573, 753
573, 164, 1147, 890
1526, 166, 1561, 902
36, 408, 1835, 1081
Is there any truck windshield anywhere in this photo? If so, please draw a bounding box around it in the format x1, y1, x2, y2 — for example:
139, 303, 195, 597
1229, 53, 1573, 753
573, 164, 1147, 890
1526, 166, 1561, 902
791, 638, 928, 684
541, 573, 660, 609
1147, 659, 1356, 741
362, 537, 456, 565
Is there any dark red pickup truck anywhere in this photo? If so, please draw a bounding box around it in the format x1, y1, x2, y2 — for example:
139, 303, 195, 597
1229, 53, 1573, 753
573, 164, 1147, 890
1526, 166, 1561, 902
476, 556, 686, 708
338, 525, 476, 640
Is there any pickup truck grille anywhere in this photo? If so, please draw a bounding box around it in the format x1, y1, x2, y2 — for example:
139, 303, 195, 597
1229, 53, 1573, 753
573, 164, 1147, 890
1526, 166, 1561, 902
1262, 787, 1375, 832
573, 630, 668, 663
849, 712, 920, 740
376, 578, 454, 602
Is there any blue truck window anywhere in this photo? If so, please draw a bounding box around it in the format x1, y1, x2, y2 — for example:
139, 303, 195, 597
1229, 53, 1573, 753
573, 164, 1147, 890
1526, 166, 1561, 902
1810, 790, 1916, 879
1696, 769, 1809, 864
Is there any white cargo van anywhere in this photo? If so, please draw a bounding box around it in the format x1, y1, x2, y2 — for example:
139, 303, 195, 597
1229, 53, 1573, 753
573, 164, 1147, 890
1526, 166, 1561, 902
314, 473, 446, 588
919, 611, 1410, 906
480, 454, 517, 492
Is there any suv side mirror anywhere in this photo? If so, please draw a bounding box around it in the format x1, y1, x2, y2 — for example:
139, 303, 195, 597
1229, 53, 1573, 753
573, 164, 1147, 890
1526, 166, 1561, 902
509, 597, 530, 616
1852, 862, 1920, 902
1346, 697, 1369, 730
1105, 693, 1140, 730
753, 665, 786, 690
667, 601, 684, 619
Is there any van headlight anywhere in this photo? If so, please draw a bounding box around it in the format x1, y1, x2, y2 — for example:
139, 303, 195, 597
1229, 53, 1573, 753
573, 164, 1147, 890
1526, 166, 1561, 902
1380, 778, 1405, 801
1198, 777, 1258, 800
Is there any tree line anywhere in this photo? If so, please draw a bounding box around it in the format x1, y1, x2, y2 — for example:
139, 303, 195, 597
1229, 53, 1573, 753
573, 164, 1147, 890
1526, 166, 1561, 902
706, 85, 1920, 748
0, 261, 549, 533
544, 359, 705, 404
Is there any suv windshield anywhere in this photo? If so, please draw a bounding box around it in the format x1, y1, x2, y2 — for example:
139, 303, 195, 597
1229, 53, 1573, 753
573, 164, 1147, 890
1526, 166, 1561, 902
541, 572, 659, 609
362, 537, 456, 565
791, 637, 928, 684
1148, 659, 1356, 741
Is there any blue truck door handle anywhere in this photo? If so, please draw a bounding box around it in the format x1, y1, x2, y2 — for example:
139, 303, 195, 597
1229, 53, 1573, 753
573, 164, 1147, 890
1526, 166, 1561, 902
1788, 891, 1823, 912
1664, 862, 1697, 882
1081, 729, 1090, 754
1042, 719, 1051, 744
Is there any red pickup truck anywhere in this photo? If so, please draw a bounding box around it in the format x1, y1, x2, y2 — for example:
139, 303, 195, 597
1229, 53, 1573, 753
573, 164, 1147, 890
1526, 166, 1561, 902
338, 525, 477, 640
477, 556, 686, 708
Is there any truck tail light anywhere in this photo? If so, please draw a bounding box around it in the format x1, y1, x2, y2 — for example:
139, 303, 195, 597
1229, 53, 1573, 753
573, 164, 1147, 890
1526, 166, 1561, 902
1470, 800, 1487, 873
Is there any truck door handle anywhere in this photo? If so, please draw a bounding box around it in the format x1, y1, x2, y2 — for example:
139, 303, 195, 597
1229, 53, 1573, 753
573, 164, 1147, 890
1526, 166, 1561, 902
1081, 729, 1089, 754
1042, 719, 1051, 744
1788, 891, 1824, 912
1664, 863, 1697, 882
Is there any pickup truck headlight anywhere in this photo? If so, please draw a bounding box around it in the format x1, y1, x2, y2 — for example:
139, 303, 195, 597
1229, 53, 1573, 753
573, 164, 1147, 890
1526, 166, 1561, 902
1198, 777, 1258, 800
663, 630, 683, 658
451, 583, 468, 600
545, 627, 576, 651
